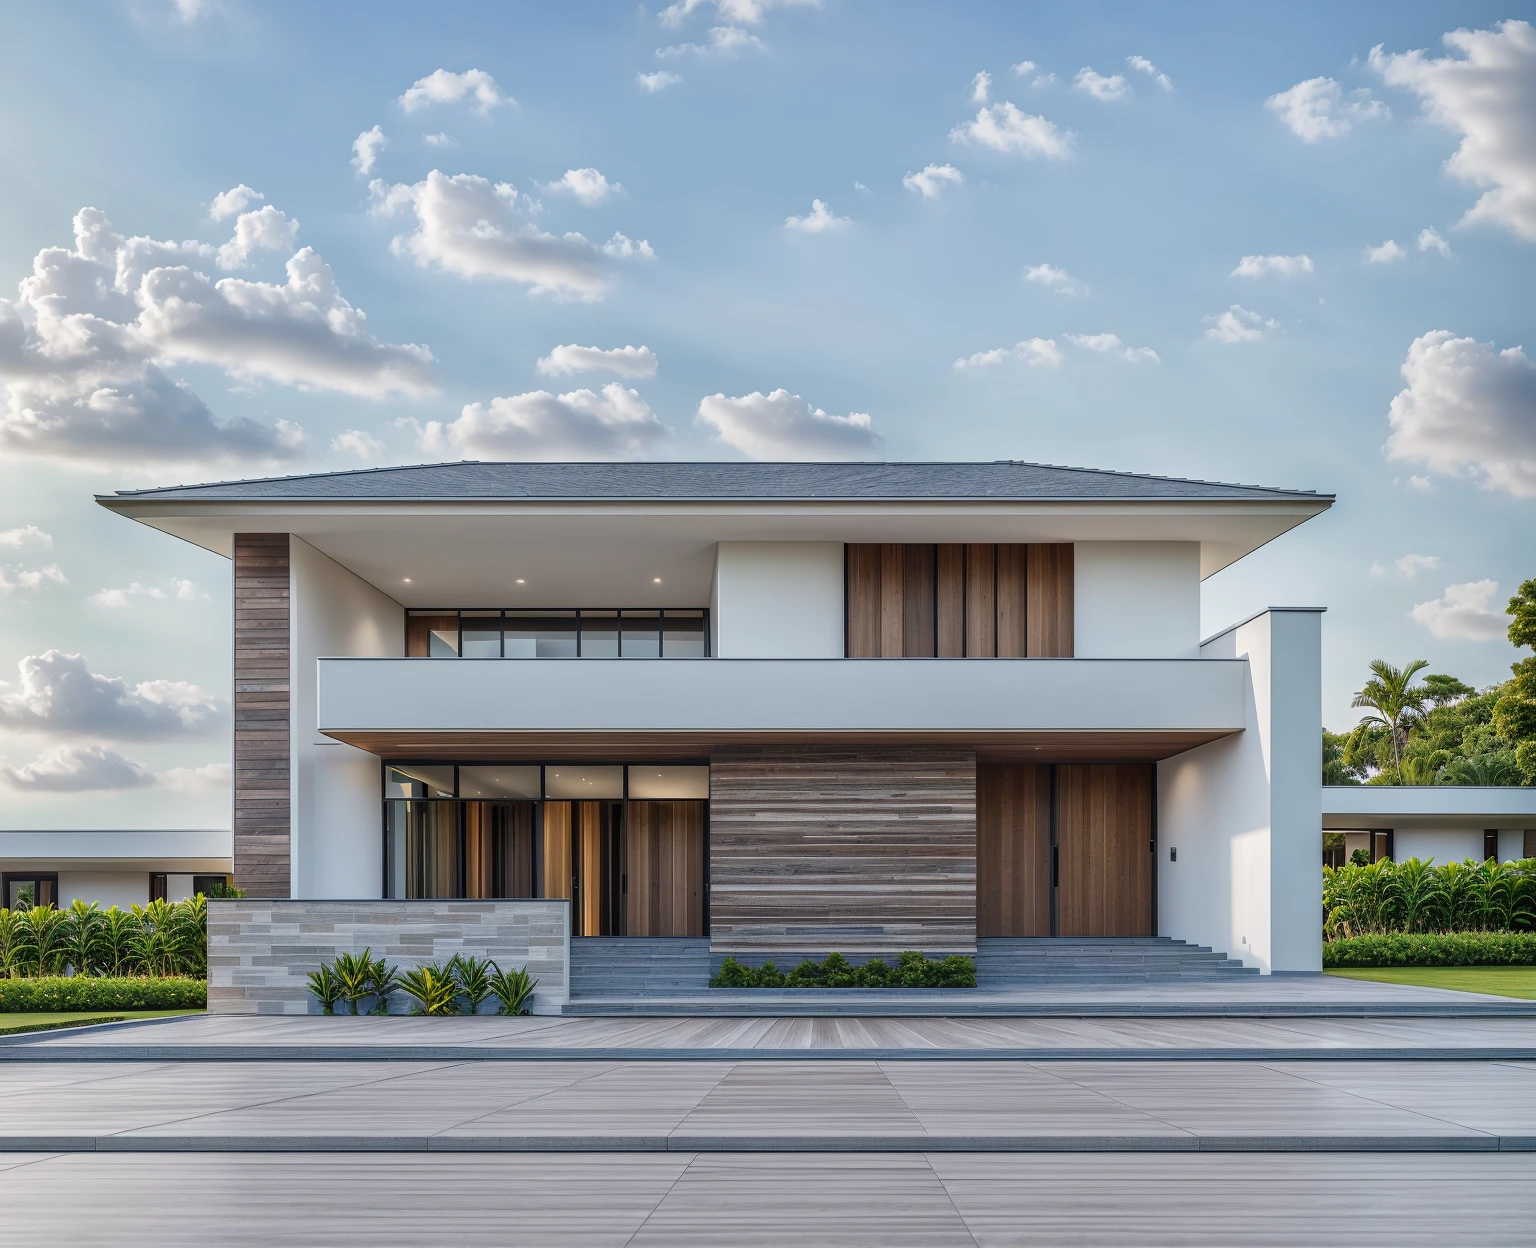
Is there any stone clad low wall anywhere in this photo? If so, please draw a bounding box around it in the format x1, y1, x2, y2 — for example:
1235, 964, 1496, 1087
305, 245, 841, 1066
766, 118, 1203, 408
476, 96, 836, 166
208, 899, 570, 1015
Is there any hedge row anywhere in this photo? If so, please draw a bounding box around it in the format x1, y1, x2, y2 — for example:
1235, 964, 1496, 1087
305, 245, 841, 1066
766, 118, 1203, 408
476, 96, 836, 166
1323, 932, 1536, 968
712, 950, 976, 988
0, 976, 207, 1012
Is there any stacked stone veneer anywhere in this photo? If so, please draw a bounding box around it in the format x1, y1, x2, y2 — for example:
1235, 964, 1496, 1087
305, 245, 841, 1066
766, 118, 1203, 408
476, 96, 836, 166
208, 899, 570, 1015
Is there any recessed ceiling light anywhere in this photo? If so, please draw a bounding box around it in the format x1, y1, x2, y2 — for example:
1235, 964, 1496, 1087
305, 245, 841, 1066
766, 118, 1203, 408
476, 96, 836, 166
515, 578, 525, 584
652, 577, 662, 583
402, 577, 412, 583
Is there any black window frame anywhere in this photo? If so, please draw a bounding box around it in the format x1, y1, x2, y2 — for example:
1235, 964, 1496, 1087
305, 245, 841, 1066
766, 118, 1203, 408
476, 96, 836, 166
403, 608, 710, 658
3, 872, 59, 910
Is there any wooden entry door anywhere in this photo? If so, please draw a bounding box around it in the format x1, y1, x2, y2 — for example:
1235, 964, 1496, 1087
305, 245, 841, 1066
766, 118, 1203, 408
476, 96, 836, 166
1056, 764, 1154, 937
976, 762, 1051, 936
625, 800, 705, 937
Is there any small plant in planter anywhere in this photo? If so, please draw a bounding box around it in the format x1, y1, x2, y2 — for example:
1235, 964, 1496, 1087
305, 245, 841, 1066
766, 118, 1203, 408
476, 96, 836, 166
399, 963, 460, 1015
306, 963, 345, 1015
487, 962, 539, 1015
334, 950, 375, 1016
449, 954, 495, 1015
367, 955, 400, 1014
855, 958, 895, 988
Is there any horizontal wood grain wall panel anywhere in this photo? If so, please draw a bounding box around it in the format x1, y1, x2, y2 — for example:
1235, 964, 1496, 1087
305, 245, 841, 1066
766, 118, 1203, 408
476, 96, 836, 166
325, 729, 1231, 761
707, 747, 976, 956
233, 533, 290, 898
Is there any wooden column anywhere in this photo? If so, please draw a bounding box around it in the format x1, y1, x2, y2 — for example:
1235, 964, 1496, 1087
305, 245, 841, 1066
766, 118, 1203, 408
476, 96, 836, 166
976, 761, 1051, 936
1026, 544, 1075, 657
233, 534, 291, 897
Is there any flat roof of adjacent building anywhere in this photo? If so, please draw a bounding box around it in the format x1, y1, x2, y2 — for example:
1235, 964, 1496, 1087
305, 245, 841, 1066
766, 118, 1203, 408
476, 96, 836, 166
1324, 786, 1536, 830
101, 460, 1331, 504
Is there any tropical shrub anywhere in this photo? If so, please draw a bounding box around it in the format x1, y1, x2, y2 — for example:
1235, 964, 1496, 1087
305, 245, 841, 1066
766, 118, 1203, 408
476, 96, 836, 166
1324, 933, 1536, 967
710, 951, 976, 988
367, 955, 400, 1015
0, 976, 206, 1012
1324, 858, 1536, 939
333, 951, 375, 1016
306, 964, 345, 1015
399, 964, 460, 1015
449, 954, 495, 1014
487, 962, 539, 1015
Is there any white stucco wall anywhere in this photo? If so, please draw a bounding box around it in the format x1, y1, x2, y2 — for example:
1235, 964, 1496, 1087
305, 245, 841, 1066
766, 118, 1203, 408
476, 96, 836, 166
1157, 608, 1323, 973
1394, 829, 1484, 865
58, 871, 150, 910
289, 536, 403, 899
712, 542, 845, 658
1074, 541, 1201, 658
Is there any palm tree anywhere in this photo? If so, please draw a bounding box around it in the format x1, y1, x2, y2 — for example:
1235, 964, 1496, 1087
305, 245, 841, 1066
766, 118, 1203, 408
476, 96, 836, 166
1349, 659, 1431, 780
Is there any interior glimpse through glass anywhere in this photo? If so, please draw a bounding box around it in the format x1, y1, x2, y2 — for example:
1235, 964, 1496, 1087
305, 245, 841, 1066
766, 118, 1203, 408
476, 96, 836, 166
458, 766, 541, 800
504, 611, 578, 658
460, 611, 502, 658
406, 612, 459, 657
544, 765, 624, 800
386, 764, 456, 798
621, 611, 661, 658
662, 610, 706, 657
625, 765, 710, 799
579, 611, 618, 658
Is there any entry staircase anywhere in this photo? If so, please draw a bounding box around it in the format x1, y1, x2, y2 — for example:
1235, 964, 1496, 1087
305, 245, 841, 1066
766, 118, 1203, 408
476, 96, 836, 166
567, 935, 1255, 1005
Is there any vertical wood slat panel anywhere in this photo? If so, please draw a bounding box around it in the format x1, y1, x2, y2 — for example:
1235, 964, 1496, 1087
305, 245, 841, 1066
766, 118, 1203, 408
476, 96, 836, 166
879, 543, 904, 657
902, 544, 936, 657
964, 544, 996, 657
1027, 543, 1075, 657
578, 801, 604, 936
1056, 763, 1154, 937
626, 800, 705, 937
845, 544, 882, 657
233, 533, 290, 898
936, 545, 966, 658
708, 747, 977, 956
542, 802, 572, 900
996, 545, 1028, 658
976, 761, 1052, 937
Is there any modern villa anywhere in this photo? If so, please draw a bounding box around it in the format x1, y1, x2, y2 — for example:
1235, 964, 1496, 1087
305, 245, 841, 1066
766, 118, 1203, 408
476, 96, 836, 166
77, 459, 1348, 1008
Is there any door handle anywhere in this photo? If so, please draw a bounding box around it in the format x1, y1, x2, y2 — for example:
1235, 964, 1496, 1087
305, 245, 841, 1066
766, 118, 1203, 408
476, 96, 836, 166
1052, 846, 1059, 889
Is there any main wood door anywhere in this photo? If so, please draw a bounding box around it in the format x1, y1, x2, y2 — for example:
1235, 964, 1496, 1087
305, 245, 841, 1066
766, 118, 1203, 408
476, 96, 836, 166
1056, 764, 1154, 937
976, 762, 1051, 936
625, 800, 705, 937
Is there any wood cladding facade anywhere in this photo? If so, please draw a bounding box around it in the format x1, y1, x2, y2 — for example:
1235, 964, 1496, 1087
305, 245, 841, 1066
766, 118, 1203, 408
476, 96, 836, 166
1056, 764, 1155, 938
626, 800, 706, 937
976, 761, 1052, 937
846, 543, 1073, 658
707, 748, 977, 956
233, 533, 291, 897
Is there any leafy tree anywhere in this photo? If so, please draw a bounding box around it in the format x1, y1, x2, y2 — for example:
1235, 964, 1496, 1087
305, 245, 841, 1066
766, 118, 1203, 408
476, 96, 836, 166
1323, 730, 1364, 784
1493, 578, 1536, 784
1348, 659, 1431, 780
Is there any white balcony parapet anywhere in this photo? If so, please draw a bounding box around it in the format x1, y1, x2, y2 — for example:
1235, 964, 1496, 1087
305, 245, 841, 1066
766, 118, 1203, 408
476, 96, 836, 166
316, 657, 1247, 736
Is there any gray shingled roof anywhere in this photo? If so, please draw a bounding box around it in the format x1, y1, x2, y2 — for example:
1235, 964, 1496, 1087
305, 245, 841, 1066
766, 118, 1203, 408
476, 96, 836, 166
102, 461, 1329, 503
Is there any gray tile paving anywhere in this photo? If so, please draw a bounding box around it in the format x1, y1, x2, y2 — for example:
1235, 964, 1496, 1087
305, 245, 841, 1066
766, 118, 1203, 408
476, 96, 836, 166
1, 1152, 1534, 1245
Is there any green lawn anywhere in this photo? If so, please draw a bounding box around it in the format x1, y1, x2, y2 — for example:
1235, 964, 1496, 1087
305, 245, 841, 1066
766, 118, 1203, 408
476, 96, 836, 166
1327, 967, 1536, 999
0, 1009, 203, 1036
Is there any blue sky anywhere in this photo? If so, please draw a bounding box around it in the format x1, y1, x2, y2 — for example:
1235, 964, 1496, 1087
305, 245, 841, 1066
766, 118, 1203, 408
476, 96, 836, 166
0, 1, 1532, 826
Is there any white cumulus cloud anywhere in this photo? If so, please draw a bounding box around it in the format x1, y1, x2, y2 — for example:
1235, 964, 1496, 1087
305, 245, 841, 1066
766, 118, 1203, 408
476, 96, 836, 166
1266, 77, 1390, 141
0, 205, 432, 470
1370, 20, 1536, 242
216, 205, 300, 269
1366, 239, 1408, 263
0, 564, 66, 594
371, 171, 652, 300
159, 760, 232, 792
950, 101, 1072, 157
1065, 332, 1159, 363
1127, 55, 1172, 91
658, 25, 764, 58
1024, 263, 1087, 295
1384, 330, 1536, 497
331, 429, 385, 460
972, 71, 992, 104
1202, 305, 1277, 344
783, 200, 850, 232
902, 164, 964, 199
1, 744, 154, 792
352, 126, 387, 176
0, 526, 51, 549
398, 69, 510, 115
1418, 226, 1454, 255
1011, 60, 1036, 77
208, 185, 262, 221
421, 383, 668, 460
0, 650, 225, 738
1412, 579, 1512, 641
1074, 68, 1128, 101
696, 389, 879, 459
660, 0, 820, 25
954, 338, 1062, 370
544, 168, 621, 205
1232, 253, 1314, 278
638, 70, 683, 92
536, 344, 658, 379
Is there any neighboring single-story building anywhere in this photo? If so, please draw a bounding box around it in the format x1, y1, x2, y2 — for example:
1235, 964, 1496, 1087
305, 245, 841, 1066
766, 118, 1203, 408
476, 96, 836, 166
0, 829, 232, 909
1323, 786, 1536, 866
